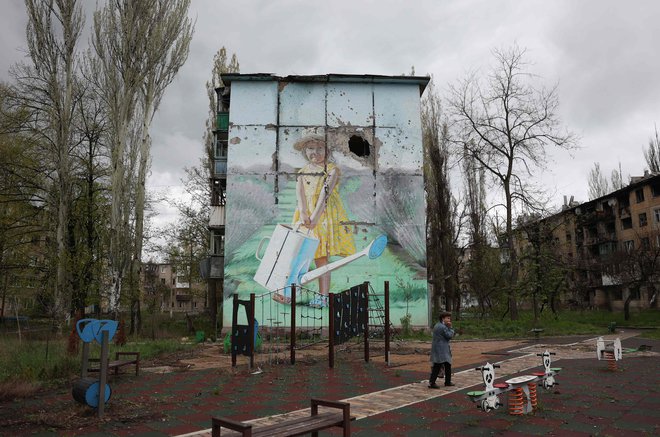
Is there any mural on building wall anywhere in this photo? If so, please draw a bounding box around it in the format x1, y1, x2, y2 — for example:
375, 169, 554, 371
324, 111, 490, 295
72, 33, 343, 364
224, 78, 428, 326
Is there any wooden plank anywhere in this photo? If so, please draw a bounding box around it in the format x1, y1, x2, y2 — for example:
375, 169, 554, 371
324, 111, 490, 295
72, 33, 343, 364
212, 413, 352, 437
252, 414, 345, 437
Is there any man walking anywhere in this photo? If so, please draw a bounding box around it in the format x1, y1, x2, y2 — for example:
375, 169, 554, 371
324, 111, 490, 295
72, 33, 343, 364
428, 311, 455, 388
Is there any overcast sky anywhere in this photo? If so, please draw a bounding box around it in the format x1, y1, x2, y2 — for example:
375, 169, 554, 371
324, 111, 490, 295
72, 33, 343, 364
2, 0, 660, 232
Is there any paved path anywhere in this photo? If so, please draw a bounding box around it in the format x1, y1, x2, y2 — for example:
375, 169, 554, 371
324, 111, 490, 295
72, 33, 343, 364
178, 333, 648, 437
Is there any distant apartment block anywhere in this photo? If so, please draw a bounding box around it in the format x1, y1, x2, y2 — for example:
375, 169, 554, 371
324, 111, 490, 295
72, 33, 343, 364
142, 261, 205, 314
519, 173, 660, 311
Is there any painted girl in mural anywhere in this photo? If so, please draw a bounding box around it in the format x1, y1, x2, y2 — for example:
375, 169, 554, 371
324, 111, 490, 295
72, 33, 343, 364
273, 134, 356, 308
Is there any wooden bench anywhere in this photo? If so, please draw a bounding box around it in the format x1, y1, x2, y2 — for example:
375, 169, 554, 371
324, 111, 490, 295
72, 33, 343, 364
211, 398, 353, 437
88, 351, 140, 376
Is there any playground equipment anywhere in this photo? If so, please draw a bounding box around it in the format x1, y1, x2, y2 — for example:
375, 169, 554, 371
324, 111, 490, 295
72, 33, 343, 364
596, 337, 622, 371
534, 351, 560, 390
328, 282, 374, 368
253, 223, 387, 298
229, 281, 391, 369
230, 294, 258, 369
467, 350, 561, 415
466, 363, 505, 412
73, 319, 118, 417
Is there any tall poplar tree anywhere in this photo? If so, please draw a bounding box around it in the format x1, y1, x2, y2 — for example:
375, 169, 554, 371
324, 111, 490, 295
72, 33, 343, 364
10, 0, 84, 326
91, 0, 193, 318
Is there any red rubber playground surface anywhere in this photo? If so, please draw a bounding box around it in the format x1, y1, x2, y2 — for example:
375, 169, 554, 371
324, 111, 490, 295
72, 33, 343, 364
0, 335, 659, 436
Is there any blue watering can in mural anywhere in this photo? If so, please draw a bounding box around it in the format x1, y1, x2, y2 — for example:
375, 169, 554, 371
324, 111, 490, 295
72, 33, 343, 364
253, 223, 387, 293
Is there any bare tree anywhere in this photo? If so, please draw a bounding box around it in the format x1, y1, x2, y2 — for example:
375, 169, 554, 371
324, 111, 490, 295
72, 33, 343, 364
9, 0, 84, 326
69, 85, 109, 317
0, 85, 45, 320
643, 125, 660, 173
609, 230, 660, 320
588, 163, 609, 200
448, 45, 576, 320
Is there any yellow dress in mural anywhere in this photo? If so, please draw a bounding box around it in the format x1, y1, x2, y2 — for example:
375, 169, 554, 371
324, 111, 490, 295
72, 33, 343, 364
293, 162, 356, 259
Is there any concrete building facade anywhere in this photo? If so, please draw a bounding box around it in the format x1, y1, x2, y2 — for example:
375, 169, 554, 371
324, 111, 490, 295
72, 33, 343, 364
521, 173, 660, 311
209, 73, 431, 326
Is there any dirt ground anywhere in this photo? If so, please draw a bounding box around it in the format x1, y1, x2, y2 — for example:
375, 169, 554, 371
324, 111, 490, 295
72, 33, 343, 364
162, 338, 529, 374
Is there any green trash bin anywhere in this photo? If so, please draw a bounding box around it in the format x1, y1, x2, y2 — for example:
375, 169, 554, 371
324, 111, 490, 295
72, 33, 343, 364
195, 330, 205, 343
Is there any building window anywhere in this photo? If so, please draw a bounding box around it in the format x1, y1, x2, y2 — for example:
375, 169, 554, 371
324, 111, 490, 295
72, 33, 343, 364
172, 278, 176, 285
654, 208, 660, 224
652, 182, 660, 197
217, 87, 230, 112
211, 230, 225, 255
211, 179, 226, 206
623, 240, 634, 252
160, 278, 165, 284
642, 237, 650, 249
599, 243, 616, 255
215, 132, 228, 158
635, 188, 645, 203
621, 217, 632, 229
639, 212, 648, 227
194, 302, 197, 308
565, 232, 572, 242
160, 266, 166, 273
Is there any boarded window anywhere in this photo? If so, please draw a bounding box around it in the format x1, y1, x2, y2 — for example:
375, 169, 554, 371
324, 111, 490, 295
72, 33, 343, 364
639, 212, 648, 227
621, 217, 632, 229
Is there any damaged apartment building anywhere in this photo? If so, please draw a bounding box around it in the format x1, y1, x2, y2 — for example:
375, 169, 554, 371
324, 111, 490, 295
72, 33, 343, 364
520, 172, 660, 311
203, 74, 431, 326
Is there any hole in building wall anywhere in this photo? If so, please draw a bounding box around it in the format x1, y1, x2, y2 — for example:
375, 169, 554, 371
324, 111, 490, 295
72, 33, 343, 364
348, 135, 371, 157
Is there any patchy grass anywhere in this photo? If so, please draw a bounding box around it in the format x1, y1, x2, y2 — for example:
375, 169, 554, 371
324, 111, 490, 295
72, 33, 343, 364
409, 309, 659, 340
638, 329, 660, 340
0, 336, 196, 387
0, 380, 41, 402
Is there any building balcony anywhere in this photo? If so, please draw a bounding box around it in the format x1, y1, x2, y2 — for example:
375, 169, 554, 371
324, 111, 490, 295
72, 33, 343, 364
214, 158, 227, 177
216, 112, 229, 131
587, 276, 603, 288
578, 209, 616, 225
585, 233, 617, 245
209, 255, 224, 279
601, 274, 622, 286
199, 256, 224, 280
175, 280, 190, 289
210, 205, 226, 227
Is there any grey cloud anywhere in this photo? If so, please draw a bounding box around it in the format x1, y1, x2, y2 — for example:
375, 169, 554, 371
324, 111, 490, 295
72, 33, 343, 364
3, 0, 660, 216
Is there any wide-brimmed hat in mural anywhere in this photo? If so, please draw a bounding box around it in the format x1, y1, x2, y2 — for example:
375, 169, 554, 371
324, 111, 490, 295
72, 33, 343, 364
293, 134, 325, 151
